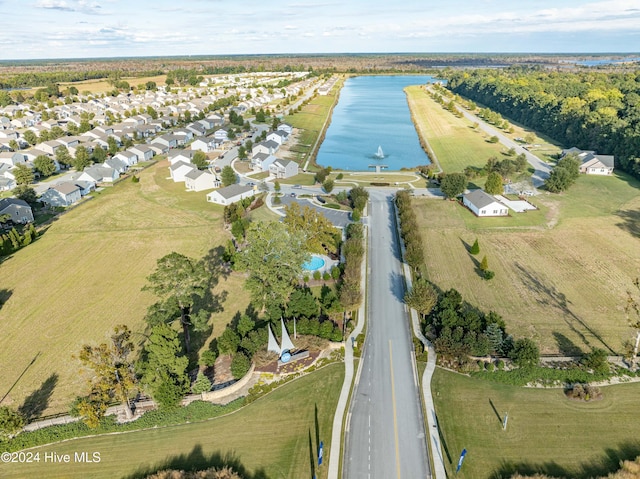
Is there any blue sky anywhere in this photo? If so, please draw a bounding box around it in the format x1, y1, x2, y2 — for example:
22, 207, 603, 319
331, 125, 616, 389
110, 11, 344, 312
1, 0, 639, 59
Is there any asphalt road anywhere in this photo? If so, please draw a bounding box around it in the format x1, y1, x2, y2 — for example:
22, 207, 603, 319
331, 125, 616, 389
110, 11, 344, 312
344, 190, 430, 479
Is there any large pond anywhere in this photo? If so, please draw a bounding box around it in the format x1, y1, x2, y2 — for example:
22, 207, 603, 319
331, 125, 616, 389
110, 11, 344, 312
316, 75, 437, 171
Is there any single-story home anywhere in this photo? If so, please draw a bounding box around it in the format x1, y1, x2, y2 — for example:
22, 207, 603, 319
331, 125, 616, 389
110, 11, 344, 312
462, 189, 508, 217
0, 197, 33, 223
269, 158, 298, 179
184, 169, 220, 192
206, 184, 255, 206
40, 182, 82, 207
562, 148, 615, 175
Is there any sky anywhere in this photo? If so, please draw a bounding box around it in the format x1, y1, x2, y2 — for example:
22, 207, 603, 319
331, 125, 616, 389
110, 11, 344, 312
0, 0, 639, 60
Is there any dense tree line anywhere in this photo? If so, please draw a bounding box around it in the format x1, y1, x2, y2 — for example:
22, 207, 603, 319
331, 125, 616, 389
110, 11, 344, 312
444, 66, 640, 179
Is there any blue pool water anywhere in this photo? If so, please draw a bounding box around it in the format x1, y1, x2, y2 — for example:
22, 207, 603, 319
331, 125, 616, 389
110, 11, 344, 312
303, 255, 325, 271
316, 75, 437, 171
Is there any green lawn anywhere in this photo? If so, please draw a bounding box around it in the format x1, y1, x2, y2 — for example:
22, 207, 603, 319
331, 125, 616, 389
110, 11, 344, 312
413, 171, 640, 354
405, 85, 506, 172
0, 364, 344, 479
0, 161, 244, 415
432, 369, 640, 479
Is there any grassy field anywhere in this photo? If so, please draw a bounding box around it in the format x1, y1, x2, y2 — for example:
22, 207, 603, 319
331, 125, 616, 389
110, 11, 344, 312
405, 85, 506, 173
413, 172, 640, 355
58, 75, 167, 94
285, 78, 343, 168
0, 161, 248, 415
432, 369, 640, 479
0, 363, 344, 479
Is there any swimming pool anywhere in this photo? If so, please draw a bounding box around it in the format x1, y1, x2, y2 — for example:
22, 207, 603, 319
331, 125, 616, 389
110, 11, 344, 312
303, 255, 325, 271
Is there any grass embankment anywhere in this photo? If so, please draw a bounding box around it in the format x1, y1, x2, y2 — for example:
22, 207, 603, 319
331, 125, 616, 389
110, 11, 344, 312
0, 162, 249, 415
413, 172, 640, 354
0, 363, 344, 479
284, 77, 343, 169
405, 85, 506, 173
432, 369, 640, 479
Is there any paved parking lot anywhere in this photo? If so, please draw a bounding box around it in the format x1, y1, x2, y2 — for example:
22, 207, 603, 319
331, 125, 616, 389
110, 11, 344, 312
277, 195, 351, 228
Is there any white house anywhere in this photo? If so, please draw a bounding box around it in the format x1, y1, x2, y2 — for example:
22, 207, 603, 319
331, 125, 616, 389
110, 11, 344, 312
114, 150, 139, 167
191, 136, 217, 153
277, 123, 293, 135
184, 169, 220, 192
462, 189, 508, 217
251, 152, 277, 172
269, 158, 298, 179
0, 197, 33, 223
129, 145, 155, 161
103, 157, 128, 174
213, 128, 229, 142
252, 140, 279, 157
168, 149, 196, 165
169, 160, 197, 182
77, 166, 119, 184
267, 130, 289, 145
562, 148, 615, 175
40, 182, 82, 208
206, 184, 255, 205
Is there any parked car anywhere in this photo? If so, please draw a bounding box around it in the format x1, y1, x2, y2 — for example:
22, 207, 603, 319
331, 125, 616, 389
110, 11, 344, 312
290, 192, 296, 197
292, 184, 302, 189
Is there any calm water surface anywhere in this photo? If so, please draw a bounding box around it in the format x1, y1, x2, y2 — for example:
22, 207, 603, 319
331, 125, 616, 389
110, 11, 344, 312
316, 75, 437, 171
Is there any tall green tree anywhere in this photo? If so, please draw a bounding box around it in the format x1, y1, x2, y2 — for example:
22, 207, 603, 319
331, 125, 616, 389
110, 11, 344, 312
220, 165, 236, 187
508, 338, 540, 368
14, 185, 37, 205
404, 279, 438, 321
192, 151, 208, 170
73, 145, 91, 171
440, 172, 467, 199
283, 202, 339, 254
75, 325, 137, 426
22, 130, 37, 146
13, 164, 34, 185
236, 221, 309, 310
484, 171, 504, 195
33, 154, 56, 177
138, 324, 189, 409
143, 252, 210, 353
55, 145, 72, 167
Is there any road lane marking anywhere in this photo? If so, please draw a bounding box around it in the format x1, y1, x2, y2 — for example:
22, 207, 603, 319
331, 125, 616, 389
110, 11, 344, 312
389, 340, 402, 479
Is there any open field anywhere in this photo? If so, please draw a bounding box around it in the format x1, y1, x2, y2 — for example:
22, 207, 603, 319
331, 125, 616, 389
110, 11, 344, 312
413, 172, 640, 355
405, 85, 506, 173
0, 161, 246, 415
432, 368, 640, 479
0, 363, 344, 479
58, 75, 167, 94
285, 78, 343, 168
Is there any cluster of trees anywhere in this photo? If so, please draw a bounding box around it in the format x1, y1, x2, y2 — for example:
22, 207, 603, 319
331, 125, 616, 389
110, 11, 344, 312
477, 107, 512, 132
464, 154, 528, 187
348, 186, 368, 221
223, 194, 263, 242
439, 172, 467, 200
544, 153, 581, 193
0, 224, 38, 256
427, 86, 464, 118
339, 222, 365, 313
396, 190, 424, 272
426, 288, 539, 368
444, 67, 640, 179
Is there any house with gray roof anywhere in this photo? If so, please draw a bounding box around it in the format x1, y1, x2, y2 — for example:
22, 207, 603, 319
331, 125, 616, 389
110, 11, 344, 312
462, 189, 508, 217
0, 198, 33, 223
206, 184, 255, 205
184, 169, 219, 192
269, 158, 298, 179
562, 148, 614, 175
40, 182, 82, 207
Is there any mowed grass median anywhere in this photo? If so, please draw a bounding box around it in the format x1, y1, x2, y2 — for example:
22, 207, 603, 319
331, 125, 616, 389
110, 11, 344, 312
0, 161, 248, 415
432, 369, 640, 479
413, 173, 640, 354
0, 363, 344, 479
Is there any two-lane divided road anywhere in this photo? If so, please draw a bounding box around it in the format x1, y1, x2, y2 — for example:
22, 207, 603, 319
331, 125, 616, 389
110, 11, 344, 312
344, 190, 430, 479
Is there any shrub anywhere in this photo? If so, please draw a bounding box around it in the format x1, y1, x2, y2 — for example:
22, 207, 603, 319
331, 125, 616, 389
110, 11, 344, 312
199, 349, 217, 367
351, 209, 360, 222
479, 255, 489, 272
331, 267, 341, 280
313, 270, 321, 281
230, 352, 251, 379
486, 362, 495, 372
303, 274, 310, 283
582, 348, 609, 375
192, 372, 212, 394
508, 338, 540, 368
488, 135, 499, 143
565, 383, 602, 401
484, 270, 495, 280
470, 238, 480, 255
336, 173, 344, 180
370, 182, 389, 186
497, 359, 505, 370
322, 272, 331, 281
131, 175, 139, 183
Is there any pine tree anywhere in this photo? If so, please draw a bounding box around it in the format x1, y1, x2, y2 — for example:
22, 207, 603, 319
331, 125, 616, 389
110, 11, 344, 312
470, 238, 480, 255
8, 228, 20, 250
192, 372, 212, 394
485, 323, 504, 355
480, 255, 489, 272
